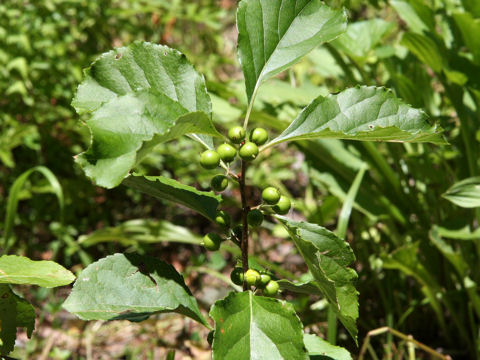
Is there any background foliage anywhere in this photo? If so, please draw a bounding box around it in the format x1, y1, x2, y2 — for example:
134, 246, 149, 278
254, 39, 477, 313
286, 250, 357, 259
1, 0, 479, 359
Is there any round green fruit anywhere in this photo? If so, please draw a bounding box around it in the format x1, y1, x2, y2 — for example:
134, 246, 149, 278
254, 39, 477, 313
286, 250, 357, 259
228, 126, 246, 144
230, 267, 244, 286
245, 269, 261, 287
211, 175, 228, 192
273, 196, 291, 215
249, 128, 268, 145
232, 224, 243, 240
200, 150, 220, 169
217, 143, 237, 163
258, 273, 271, 288
202, 233, 222, 251
215, 210, 231, 228
239, 142, 259, 161
262, 187, 280, 205
263, 280, 279, 296
247, 209, 264, 227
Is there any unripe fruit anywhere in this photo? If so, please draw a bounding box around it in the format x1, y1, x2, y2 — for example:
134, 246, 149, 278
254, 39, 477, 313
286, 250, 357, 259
217, 143, 237, 163
239, 142, 259, 161
228, 126, 245, 144
207, 330, 214, 346
258, 273, 271, 288
215, 210, 231, 228
230, 267, 244, 285
249, 128, 268, 145
247, 209, 264, 227
262, 187, 280, 205
202, 233, 222, 251
264, 280, 279, 296
245, 269, 261, 287
273, 196, 291, 215
211, 175, 228, 192
232, 224, 243, 240
200, 150, 220, 169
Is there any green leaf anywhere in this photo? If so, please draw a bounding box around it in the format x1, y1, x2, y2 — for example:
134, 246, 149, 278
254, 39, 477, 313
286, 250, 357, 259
277, 218, 358, 342
0, 284, 35, 355
122, 174, 221, 221
2, 166, 64, 253
303, 334, 352, 360
461, 0, 480, 17
443, 177, 480, 208
277, 279, 323, 296
0, 256, 75, 288
78, 219, 202, 247
237, 0, 347, 102
266, 86, 445, 148
401, 32, 445, 72
453, 12, 480, 66
381, 243, 446, 330
429, 227, 469, 277
73, 42, 220, 189
210, 291, 308, 360
63, 253, 208, 327
331, 19, 394, 63
391, 0, 435, 34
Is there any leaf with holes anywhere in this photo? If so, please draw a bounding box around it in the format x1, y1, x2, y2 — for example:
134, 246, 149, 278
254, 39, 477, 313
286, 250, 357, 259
277, 217, 359, 342
0, 256, 75, 288
73, 41, 220, 188
237, 0, 347, 102
210, 291, 308, 360
63, 253, 208, 327
0, 284, 35, 355
265, 86, 445, 148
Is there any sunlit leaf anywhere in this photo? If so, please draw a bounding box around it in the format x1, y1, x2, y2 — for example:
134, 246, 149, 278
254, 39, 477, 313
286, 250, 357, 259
73, 42, 220, 188
63, 253, 208, 326
0, 256, 75, 288
443, 177, 480, 208
266, 86, 445, 148
304, 334, 352, 359
277, 217, 358, 342
210, 291, 308, 359
237, 0, 347, 102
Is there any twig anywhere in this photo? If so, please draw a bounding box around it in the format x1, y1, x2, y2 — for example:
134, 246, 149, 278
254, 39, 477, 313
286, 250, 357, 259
358, 326, 452, 360
239, 160, 250, 291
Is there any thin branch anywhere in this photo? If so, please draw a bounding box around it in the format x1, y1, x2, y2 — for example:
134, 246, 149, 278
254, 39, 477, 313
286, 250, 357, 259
239, 160, 250, 291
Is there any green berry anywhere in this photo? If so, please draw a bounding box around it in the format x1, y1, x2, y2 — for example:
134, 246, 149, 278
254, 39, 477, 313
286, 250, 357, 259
228, 126, 246, 144
239, 142, 259, 161
207, 330, 214, 345
202, 233, 222, 251
247, 209, 264, 227
215, 210, 231, 228
258, 273, 271, 288
245, 269, 261, 287
217, 143, 237, 163
263, 280, 279, 296
273, 196, 291, 215
200, 150, 220, 169
262, 187, 280, 205
211, 175, 228, 192
249, 128, 268, 145
232, 224, 243, 240
230, 267, 244, 286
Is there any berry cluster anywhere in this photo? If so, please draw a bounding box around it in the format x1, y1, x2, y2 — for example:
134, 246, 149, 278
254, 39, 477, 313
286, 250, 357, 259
230, 267, 279, 297
198, 126, 291, 297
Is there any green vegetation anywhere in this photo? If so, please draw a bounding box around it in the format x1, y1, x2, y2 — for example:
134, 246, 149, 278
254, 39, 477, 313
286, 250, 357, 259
1, 0, 480, 359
